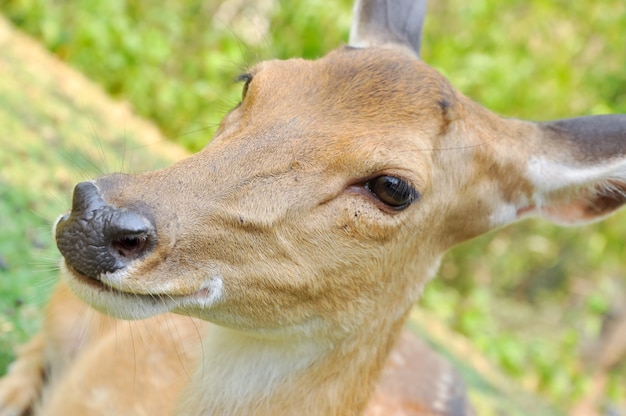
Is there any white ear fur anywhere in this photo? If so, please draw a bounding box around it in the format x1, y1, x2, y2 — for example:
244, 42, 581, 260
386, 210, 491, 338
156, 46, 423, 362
349, 0, 427, 56
526, 156, 626, 225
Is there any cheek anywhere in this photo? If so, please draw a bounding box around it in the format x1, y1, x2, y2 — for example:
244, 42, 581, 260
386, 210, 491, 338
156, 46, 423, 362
332, 197, 402, 243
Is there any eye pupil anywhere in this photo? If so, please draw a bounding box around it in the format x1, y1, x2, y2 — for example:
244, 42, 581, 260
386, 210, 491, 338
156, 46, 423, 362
365, 176, 419, 209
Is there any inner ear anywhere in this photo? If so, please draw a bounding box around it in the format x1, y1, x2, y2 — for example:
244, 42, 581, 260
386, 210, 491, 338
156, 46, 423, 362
524, 156, 626, 225
590, 180, 626, 215
537, 180, 626, 225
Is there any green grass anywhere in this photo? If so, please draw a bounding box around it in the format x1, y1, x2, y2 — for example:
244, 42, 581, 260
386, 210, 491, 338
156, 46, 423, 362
2, 0, 626, 412
0, 24, 186, 372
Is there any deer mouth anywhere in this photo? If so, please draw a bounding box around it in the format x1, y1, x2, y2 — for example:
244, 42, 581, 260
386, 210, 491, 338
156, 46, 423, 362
61, 260, 222, 319
62, 261, 139, 296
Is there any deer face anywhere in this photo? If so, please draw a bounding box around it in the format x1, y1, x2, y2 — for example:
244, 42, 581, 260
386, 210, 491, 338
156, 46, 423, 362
55, 46, 483, 335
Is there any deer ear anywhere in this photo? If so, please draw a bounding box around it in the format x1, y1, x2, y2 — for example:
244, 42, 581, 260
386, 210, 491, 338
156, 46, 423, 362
349, 0, 427, 57
524, 115, 626, 225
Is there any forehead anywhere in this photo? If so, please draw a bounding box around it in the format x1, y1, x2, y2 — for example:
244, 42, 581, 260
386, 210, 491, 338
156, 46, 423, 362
248, 46, 450, 129
242, 47, 451, 139
215, 47, 452, 179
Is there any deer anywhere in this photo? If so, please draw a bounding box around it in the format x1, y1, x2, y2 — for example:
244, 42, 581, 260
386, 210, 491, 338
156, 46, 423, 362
1, 0, 625, 414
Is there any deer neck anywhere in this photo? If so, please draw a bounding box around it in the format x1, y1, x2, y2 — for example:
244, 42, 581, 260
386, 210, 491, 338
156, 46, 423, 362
175, 252, 442, 415
176, 305, 412, 415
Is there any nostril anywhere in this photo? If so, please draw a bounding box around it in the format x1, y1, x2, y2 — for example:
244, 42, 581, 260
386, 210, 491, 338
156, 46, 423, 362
103, 209, 156, 262
111, 235, 152, 261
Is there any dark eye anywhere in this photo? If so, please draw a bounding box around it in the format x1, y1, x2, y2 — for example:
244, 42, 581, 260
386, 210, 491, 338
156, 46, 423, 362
364, 176, 419, 209
236, 73, 253, 100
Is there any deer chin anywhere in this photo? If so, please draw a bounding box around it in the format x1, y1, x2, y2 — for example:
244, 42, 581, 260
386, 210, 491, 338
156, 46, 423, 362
60, 261, 223, 320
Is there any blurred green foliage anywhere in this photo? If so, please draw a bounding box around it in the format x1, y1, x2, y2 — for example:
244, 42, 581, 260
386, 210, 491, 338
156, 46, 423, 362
2, 0, 626, 411
2, 0, 353, 150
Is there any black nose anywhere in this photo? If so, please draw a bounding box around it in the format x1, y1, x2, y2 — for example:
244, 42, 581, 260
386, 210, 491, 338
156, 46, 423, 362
55, 181, 156, 280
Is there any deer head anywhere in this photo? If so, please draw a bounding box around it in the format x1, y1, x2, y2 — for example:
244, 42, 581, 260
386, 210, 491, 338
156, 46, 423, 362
54, 0, 626, 395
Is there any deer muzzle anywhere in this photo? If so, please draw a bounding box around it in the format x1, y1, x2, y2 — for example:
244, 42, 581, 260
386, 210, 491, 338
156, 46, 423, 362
55, 181, 156, 280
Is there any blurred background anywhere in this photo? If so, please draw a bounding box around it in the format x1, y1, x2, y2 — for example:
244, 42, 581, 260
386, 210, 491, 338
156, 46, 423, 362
0, 0, 624, 414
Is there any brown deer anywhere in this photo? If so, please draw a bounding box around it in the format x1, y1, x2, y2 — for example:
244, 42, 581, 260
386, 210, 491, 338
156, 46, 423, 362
1, 0, 625, 414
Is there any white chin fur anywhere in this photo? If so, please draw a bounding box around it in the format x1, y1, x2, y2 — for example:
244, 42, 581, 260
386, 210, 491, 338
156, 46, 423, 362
60, 262, 223, 320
